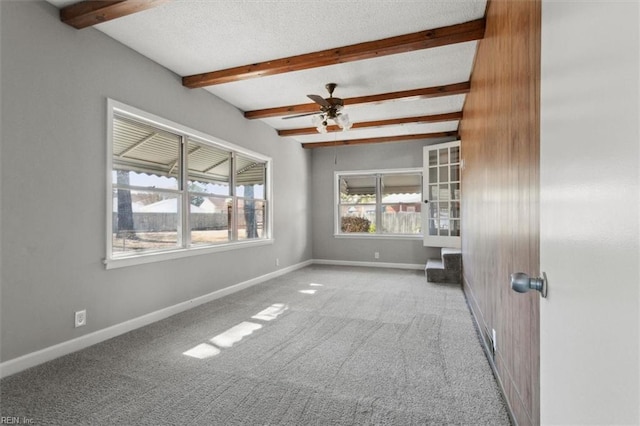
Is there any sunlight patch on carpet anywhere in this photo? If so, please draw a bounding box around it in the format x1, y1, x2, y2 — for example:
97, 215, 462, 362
210, 321, 262, 348
252, 303, 288, 321
183, 343, 221, 359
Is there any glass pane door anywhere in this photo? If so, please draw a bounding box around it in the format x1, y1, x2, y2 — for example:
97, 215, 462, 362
423, 141, 461, 247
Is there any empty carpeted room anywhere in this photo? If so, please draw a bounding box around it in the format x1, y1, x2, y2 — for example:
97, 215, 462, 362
1, 1, 638, 425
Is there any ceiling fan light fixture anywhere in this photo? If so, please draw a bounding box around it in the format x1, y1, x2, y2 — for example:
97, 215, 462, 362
310, 112, 352, 133
312, 114, 328, 133
336, 113, 352, 131
305, 83, 353, 134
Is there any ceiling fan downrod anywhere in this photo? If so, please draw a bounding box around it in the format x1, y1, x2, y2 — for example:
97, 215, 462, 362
325, 83, 337, 98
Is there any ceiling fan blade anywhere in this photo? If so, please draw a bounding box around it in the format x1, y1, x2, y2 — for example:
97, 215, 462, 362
282, 111, 322, 120
307, 94, 331, 108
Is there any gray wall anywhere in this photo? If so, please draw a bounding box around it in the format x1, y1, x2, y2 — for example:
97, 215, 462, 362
0, 2, 311, 362
310, 140, 453, 265
0, 1, 458, 365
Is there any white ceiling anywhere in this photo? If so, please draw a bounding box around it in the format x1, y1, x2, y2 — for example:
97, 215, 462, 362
47, 0, 486, 146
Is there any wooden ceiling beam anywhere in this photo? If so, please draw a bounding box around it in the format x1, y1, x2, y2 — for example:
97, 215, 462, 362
60, 0, 169, 29
301, 131, 458, 149
245, 82, 470, 120
278, 112, 462, 136
183, 19, 485, 88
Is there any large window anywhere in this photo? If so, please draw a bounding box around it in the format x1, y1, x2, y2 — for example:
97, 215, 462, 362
107, 100, 271, 268
335, 169, 422, 237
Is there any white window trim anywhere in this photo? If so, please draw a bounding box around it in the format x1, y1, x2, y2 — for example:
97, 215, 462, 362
105, 99, 273, 269
334, 168, 423, 240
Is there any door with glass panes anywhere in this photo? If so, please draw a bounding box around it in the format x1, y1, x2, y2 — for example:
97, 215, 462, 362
423, 141, 461, 248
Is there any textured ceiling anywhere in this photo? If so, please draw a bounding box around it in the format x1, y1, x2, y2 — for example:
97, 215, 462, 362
47, 0, 487, 146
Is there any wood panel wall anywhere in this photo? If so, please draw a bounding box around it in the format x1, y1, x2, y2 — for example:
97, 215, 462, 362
459, 0, 540, 425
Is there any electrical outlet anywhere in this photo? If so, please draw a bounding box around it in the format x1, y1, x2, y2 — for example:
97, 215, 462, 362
374, 252, 380, 259
275, 258, 280, 266
75, 310, 86, 328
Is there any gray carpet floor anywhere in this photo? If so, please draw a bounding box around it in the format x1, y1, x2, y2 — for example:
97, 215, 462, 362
0, 265, 511, 425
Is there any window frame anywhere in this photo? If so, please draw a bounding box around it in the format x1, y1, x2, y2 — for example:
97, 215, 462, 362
106, 99, 272, 269
334, 168, 423, 240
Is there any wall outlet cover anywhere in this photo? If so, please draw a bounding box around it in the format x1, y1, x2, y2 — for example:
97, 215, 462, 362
75, 310, 87, 328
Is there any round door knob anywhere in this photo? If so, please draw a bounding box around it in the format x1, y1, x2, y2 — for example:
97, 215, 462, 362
510, 272, 547, 298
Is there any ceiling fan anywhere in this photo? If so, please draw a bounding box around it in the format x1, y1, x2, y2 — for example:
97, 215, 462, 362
284, 83, 352, 133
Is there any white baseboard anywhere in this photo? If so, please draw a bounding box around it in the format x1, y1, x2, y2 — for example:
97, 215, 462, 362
312, 259, 424, 270
0, 260, 313, 379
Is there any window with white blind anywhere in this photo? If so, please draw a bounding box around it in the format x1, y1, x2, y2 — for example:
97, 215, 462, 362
107, 100, 271, 268
335, 169, 423, 238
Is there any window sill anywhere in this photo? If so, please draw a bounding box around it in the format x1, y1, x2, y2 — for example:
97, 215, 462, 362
333, 233, 423, 241
104, 238, 273, 269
